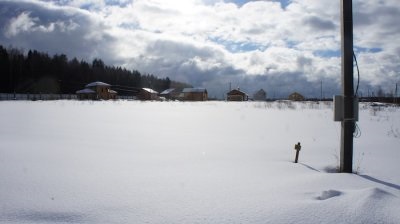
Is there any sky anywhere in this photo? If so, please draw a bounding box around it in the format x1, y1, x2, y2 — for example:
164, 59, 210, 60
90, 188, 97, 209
0, 0, 399, 98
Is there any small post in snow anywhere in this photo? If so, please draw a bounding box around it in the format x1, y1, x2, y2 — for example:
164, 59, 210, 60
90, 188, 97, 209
294, 142, 301, 163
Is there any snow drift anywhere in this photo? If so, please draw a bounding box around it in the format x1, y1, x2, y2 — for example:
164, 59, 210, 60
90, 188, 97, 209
0, 100, 399, 223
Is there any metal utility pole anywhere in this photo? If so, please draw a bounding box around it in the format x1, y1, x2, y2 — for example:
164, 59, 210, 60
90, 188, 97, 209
340, 0, 355, 173
320, 80, 323, 100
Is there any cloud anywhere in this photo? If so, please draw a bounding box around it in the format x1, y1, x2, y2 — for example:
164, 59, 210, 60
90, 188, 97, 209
0, 0, 398, 98
5, 10, 80, 38
5, 11, 37, 37
0, 0, 118, 62
302, 16, 336, 31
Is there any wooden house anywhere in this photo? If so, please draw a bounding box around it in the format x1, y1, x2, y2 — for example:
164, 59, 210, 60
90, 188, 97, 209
288, 92, 305, 101
76, 81, 117, 100
181, 88, 208, 101
253, 89, 267, 101
139, 88, 159, 100
227, 89, 248, 101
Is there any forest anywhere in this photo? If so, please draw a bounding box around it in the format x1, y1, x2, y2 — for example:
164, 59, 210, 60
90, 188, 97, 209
0, 45, 192, 95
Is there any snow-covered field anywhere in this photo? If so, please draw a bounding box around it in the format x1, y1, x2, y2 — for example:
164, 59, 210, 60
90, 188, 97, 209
0, 100, 399, 224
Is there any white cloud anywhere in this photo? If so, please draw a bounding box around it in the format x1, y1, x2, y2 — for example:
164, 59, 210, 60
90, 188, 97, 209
5, 11, 37, 37
5, 10, 80, 38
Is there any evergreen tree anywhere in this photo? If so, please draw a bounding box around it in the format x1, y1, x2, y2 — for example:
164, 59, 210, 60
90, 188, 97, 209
0, 44, 192, 95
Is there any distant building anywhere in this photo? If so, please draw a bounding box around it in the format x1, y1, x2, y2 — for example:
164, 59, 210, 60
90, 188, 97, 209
181, 88, 208, 101
159, 88, 180, 100
76, 81, 117, 100
288, 92, 305, 101
227, 89, 248, 101
253, 89, 267, 101
139, 88, 159, 100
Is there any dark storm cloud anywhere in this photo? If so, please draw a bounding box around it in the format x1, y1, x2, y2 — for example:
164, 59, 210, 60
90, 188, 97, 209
296, 55, 312, 68
137, 38, 245, 89
0, 1, 116, 63
354, 4, 400, 35
146, 39, 218, 60
302, 16, 336, 31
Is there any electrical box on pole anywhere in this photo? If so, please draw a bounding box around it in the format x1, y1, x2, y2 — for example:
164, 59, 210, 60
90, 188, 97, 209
336, 0, 357, 173
334, 95, 359, 122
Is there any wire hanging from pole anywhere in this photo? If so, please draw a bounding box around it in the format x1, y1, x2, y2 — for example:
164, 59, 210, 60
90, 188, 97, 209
353, 122, 361, 138
353, 51, 360, 97
352, 50, 361, 138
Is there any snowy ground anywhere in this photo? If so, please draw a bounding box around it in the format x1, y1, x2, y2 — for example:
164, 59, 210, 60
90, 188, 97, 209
0, 100, 399, 224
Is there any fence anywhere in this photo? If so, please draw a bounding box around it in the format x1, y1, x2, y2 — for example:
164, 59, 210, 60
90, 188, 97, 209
0, 93, 136, 101
0, 93, 78, 101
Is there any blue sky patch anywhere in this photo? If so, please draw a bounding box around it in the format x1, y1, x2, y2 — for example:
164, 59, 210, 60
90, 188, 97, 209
314, 50, 341, 58
354, 46, 382, 53
209, 37, 267, 53
227, 0, 291, 9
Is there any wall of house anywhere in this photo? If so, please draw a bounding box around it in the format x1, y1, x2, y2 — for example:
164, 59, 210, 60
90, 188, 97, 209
288, 93, 304, 101
254, 91, 266, 101
139, 91, 149, 100
95, 86, 111, 100
139, 90, 158, 100
227, 95, 244, 101
185, 92, 207, 101
77, 93, 97, 100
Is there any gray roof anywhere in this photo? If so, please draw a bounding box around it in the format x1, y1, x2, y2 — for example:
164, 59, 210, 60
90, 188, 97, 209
160, 88, 175, 95
76, 88, 96, 94
182, 88, 207, 93
85, 81, 110, 87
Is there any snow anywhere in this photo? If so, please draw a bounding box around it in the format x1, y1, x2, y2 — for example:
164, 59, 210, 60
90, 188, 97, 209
142, 88, 159, 94
0, 100, 399, 224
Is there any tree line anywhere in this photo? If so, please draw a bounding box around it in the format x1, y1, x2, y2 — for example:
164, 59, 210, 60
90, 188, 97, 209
0, 45, 191, 95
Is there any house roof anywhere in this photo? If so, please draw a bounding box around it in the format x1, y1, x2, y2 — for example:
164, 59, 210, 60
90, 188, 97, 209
108, 89, 117, 94
142, 88, 158, 94
227, 89, 247, 95
76, 88, 96, 94
160, 88, 175, 95
256, 89, 266, 94
289, 92, 303, 97
85, 81, 111, 88
182, 88, 207, 93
